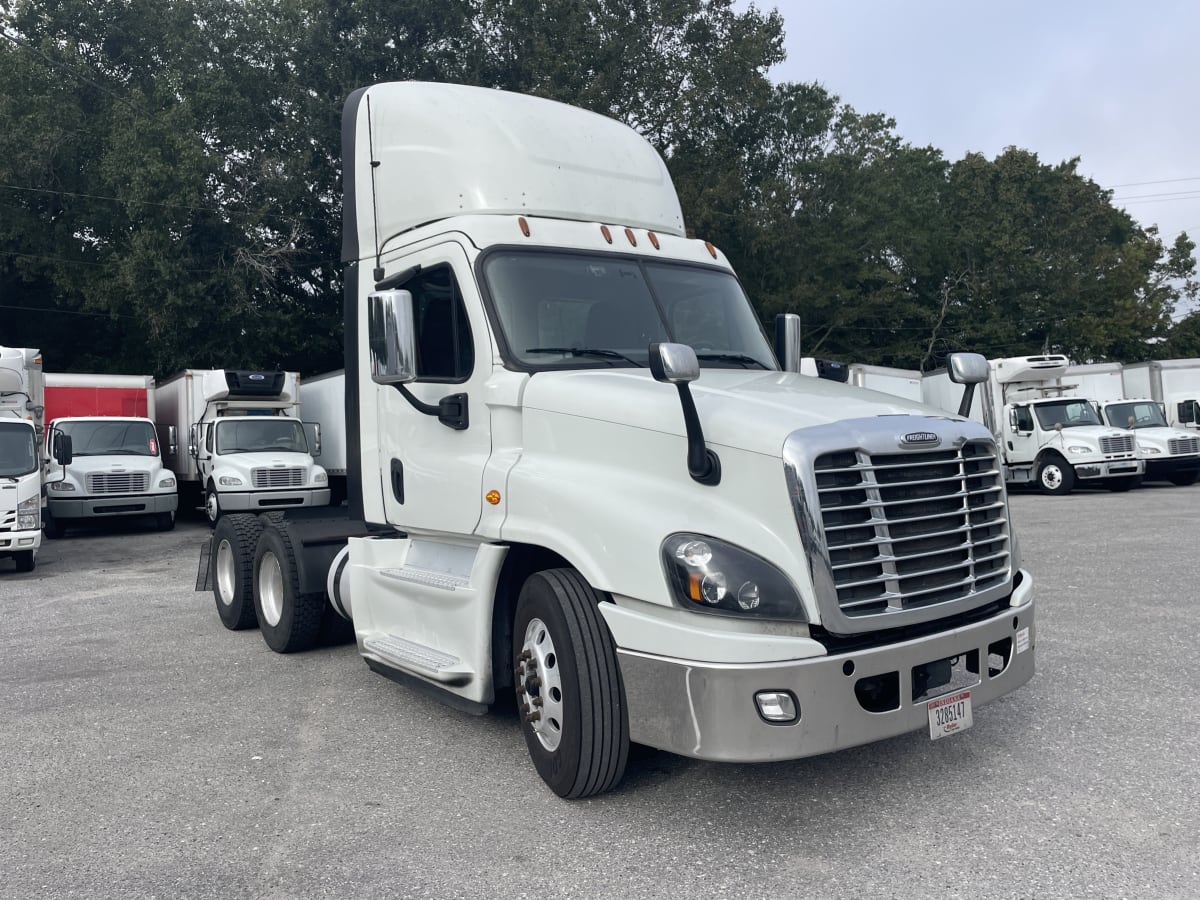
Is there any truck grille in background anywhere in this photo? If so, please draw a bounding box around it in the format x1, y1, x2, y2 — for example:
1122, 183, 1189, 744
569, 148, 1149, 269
0, 509, 14, 532
815, 442, 1010, 619
252, 467, 304, 488
86, 472, 150, 493
1168, 436, 1200, 455
1100, 435, 1135, 455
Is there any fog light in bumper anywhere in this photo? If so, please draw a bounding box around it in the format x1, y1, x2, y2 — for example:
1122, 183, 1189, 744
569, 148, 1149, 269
755, 691, 799, 724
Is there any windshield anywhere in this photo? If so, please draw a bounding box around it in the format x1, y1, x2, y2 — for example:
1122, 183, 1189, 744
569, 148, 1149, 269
1033, 400, 1103, 430
483, 251, 777, 370
1105, 401, 1168, 429
56, 419, 159, 456
0, 421, 37, 477
216, 418, 308, 454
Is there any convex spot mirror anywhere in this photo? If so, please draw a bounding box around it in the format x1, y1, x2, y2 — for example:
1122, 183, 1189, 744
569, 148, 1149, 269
947, 352, 989, 385
368, 289, 417, 385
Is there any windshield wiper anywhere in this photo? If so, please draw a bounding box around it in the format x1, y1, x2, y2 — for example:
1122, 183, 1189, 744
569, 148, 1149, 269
525, 347, 644, 367
695, 352, 769, 369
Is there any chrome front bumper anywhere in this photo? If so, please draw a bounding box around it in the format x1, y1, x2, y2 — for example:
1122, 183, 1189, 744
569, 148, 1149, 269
618, 576, 1034, 762
219, 488, 331, 512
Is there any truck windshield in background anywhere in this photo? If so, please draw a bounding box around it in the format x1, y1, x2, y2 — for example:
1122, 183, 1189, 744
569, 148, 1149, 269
216, 419, 308, 455
1033, 400, 1103, 430
54, 419, 159, 457
1106, 401, 1169, 429
483, 251, 777, 370
0, 422, 37, 476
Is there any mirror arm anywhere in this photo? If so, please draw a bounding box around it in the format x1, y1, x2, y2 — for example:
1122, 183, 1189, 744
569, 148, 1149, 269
675, 383, 721, 486
958, 384, 976, 419
396, 384, 469, 431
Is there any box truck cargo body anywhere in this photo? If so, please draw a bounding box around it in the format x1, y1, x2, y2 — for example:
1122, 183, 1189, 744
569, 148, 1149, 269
199, 82, 1036, 799
157, 369, 329, 523
42, 373, 178, 535
1121, 359, 1200, 432
0, 346, 44, 572
297, 370, 347, 505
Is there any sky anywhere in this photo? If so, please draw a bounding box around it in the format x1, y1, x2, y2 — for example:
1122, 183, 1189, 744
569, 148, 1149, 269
767, 1, 1200, 280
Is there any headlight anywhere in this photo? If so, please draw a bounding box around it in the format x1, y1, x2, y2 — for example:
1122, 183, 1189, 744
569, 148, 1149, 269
1066, 445, 1092, 455
218, 475, 243, 486
159, 476, 177, 488
661, 533, 806, 621
49, 481, 75, 492
314, 471, 328, 484
1141, 447, 1161, 456
18, 496, 40, 531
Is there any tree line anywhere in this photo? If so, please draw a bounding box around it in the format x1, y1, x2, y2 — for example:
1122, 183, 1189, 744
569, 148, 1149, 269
1, 0, 1197, 379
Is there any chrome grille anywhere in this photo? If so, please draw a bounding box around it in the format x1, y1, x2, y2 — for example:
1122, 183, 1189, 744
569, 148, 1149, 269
1168, 436, 1200, 455
1100, 435, 1134, 455
252, 467, 304, 488
86, 472, 150, 493
815, 442, 1009, 619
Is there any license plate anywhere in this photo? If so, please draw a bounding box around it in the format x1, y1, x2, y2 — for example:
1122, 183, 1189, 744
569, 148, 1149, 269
927, 689, 973, 740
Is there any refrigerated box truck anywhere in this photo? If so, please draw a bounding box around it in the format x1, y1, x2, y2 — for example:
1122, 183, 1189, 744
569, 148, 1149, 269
0, 346, 44, 572
42, 373, 178, 536
297, 370, 347, 506
1121, 359, 1200, 432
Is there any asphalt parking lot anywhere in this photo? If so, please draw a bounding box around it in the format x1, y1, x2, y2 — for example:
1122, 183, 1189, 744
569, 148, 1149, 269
2, 486, 1198, 899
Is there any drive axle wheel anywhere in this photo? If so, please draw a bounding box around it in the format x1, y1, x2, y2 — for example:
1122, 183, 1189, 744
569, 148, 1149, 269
253, 525, 324, 653
513, 569, 628, 799
211, 514, 262, 630
1036, 456, 1075, 495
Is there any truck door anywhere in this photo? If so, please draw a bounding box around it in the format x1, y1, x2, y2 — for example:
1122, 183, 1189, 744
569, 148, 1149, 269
1007, 404, 1038, 464
374, 243, 493, 535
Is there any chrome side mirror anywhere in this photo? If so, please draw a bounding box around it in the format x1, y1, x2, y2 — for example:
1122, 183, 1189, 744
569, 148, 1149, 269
304, 422, 322, 458
368, 290, 417, 385
649, 342, 699, 384
947, 352, 988, 385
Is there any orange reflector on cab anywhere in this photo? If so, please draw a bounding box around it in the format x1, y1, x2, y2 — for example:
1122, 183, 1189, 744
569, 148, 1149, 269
704, 241, 718, 259
486, 490, 501, 506
518, 217, 530, 237
648, 232, 660, 250
689, 573, 702, 601
600, 225, 613, 244
624, 228, 637, 246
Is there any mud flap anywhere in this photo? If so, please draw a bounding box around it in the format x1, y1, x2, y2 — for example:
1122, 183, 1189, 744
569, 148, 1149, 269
196, 538, 212, 592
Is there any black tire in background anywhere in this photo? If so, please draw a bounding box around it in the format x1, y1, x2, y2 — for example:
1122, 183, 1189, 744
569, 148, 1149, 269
1169, 470, 1199, 486
1106, 475, 1142, 492
211, 514, 263, 631
253, 524, 325, 653
156, 510, 176, 532
13, 550, 35, 573
43, 511, 65, 540
513, 568, 629, 799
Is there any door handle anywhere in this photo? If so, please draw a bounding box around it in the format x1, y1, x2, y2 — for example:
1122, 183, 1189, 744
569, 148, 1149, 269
390, 458, 404, 504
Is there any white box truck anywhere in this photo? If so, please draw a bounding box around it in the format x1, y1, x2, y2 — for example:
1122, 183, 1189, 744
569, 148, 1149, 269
41, 373, 179, 537
199, 82, 1036, 798
297, 370, 347, 506
1063, 363, 1200, 486
0, 346, 44, 572
1122, 359, 1200, 432
922, 354, 1142, 494
156, 369, 329, 523
848, 364, 923, 402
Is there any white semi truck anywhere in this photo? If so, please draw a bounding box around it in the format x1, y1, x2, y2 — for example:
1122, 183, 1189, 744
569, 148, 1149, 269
1063, 363, 1200, 486
42, 373, 179, 537
922, 354, 1142, 494
1121, 358, 1200, 432
200, 82, 1036, 798
0, 346, 44, 572
156, 369, 329, 523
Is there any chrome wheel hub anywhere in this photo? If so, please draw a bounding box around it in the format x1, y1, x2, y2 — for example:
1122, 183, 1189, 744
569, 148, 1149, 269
215, 539, 236, 606
257, 550, 284, 626
517, 617, 564, 751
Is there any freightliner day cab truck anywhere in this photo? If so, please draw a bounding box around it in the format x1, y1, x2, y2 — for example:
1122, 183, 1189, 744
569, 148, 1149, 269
200, 82, 1036, 798
156, 369, 329, 524
923, 354, 1142, 495
1121, 358, 1200, 433
42, 373, 179, 537
1063, 363, 1200, 486
0, 346, 44, 572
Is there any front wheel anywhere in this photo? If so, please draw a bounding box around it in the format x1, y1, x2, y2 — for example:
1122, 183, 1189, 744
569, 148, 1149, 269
155, 510, 176, 532
253, 525, 325, 653
513, 569, 629, 799
43, 511, 65, 540
14, 549, 36, 573
1169, 470, 1199, 486
204, 484, 221, 526
1106, 475, 1142, 492
1036, 457, 1075, 495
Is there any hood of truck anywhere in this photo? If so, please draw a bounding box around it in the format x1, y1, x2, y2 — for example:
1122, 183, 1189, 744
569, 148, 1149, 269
519, 369, 953, 457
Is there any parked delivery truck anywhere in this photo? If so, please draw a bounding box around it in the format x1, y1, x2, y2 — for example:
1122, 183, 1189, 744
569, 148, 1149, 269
157, 369, 328, 523
0, 346, 44, 572
923, 354, 1142, 494
1121, 359, 1200, 433
1063, 363, 1200, 486
297, 370, 348, 506
199, 82, 1036, 798
42, 372, 178, 537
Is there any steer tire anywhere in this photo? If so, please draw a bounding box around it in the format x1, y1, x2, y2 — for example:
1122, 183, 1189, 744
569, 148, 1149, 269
1169, 470, 1199, 486
211, 514, 262, 631
253, 524, 325, 654
513, 568, 629, 799
1106, 475, 1142, 492
1036, 456, 1075, 495
14, 549, 36, 573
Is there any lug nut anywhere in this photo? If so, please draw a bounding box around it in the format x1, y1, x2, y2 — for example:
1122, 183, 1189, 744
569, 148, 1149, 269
525, 711, 541, 722
532, 696, 543, 707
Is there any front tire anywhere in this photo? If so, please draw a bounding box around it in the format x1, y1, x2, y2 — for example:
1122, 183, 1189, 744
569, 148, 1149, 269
1036, 456, 1075, 495
14, 549, 36, 573
155, 510, 176, 532
43, 511, 65, 540
513, 569, 629, 799
1169, 470, 1199, 486
253, 525, 325, 653
212, 514, 263, 630
204, 483, 221, 526
1106, 475, 1142, 492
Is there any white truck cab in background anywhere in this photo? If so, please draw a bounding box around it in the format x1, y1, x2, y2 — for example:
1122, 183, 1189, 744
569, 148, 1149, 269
42, 373, 178, 537
0, 346, 44, 572
1064, 363, 1200, 486
157, 369, 328, 523
1122, 358, 1200, 433
923, 354, 1142, 494
201, 82, 1036, 799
